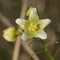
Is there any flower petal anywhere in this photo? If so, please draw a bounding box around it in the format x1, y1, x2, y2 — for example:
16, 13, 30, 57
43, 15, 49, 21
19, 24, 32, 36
15, 18, 27, 30
40, 19, 51, 29
21, 32, 32, 41
26, 7, 33, 16
35, 30, 47, 39
29, 8, 39, 22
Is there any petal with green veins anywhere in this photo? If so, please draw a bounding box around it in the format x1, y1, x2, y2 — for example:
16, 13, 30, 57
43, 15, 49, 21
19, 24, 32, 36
29, 8, 39, 22
35, 30, 47, 39
40, 19, 51, 29
15, 18, 27, 30
21, 32, 32, 41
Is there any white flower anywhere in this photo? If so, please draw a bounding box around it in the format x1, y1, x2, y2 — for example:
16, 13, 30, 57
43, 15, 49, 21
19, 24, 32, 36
15, 7, 51, 41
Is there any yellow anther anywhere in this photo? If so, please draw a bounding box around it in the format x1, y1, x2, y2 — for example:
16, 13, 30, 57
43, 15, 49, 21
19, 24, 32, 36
29, 23, 37, 32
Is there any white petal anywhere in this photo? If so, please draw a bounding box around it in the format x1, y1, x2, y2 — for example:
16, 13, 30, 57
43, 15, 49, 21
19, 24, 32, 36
21, 33, 32, 41
29, 8, 39, 21
35, 31, 47, 39
15, 18, 27, 29
40, 19, 51, 29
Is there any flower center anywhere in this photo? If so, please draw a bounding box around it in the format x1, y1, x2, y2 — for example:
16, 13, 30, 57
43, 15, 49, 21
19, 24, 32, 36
29, 23, 38, 32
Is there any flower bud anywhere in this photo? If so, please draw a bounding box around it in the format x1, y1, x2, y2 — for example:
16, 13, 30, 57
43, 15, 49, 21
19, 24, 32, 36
3, 27, 20, 42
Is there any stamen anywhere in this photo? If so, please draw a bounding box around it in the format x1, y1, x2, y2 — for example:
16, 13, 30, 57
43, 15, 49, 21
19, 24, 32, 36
29, 23, 37, 32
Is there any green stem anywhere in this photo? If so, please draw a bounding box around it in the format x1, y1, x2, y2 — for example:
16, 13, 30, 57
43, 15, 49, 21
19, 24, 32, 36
40, 39, 55, 60
45, 47, 54, 60
54, 48, 60, 58
28, 38, 55, 60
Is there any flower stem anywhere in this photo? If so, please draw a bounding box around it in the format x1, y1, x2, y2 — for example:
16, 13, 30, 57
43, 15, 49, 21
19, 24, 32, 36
45, 47, 54, 60
40, 39, 55, 60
